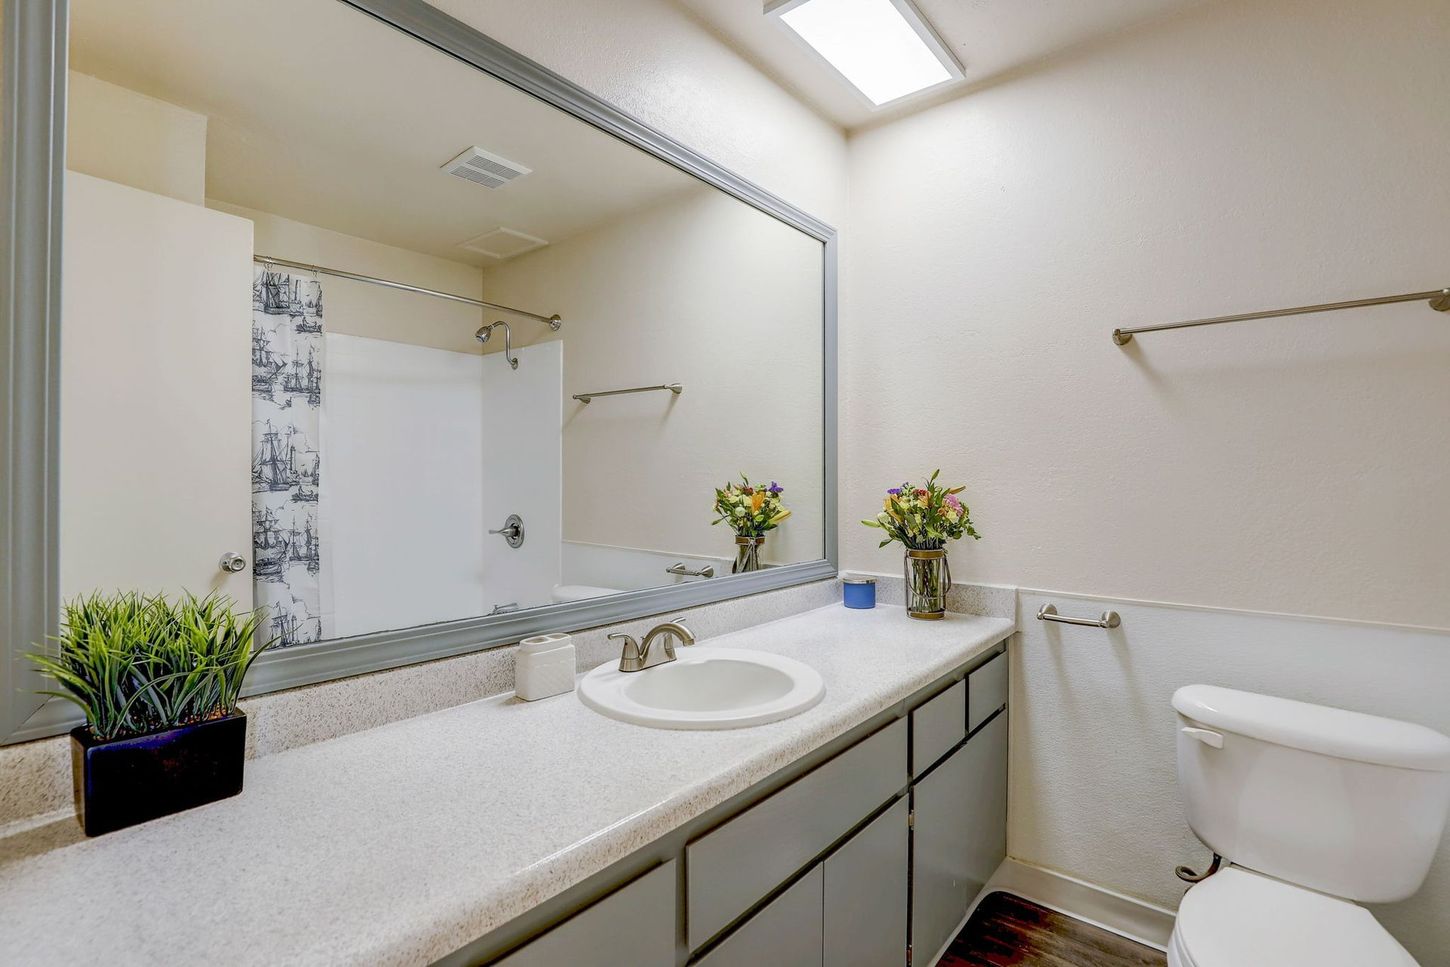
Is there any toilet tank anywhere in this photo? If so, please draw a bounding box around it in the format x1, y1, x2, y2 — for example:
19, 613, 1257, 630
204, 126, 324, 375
1173, 685, 1450, 903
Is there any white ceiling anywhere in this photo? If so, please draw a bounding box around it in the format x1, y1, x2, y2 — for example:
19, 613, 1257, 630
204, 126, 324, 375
674, 0, 1215, 129
69, 0, 700, 267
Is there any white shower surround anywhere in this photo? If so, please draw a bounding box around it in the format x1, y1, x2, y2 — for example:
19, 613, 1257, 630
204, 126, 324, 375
323, 334, 562, 637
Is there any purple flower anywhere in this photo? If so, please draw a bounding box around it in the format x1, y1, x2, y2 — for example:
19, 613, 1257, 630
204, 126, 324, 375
887, 487, 903, 496
769, 482, 784, 494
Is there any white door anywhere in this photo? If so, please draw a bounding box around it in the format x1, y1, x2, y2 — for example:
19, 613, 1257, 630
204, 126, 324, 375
60, 172, 254, 607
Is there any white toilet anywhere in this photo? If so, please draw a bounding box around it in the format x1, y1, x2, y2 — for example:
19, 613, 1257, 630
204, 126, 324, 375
1169, 684, 1450, 967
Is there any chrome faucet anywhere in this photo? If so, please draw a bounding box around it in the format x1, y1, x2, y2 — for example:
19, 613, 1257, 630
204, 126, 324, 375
610, 618, 696, 673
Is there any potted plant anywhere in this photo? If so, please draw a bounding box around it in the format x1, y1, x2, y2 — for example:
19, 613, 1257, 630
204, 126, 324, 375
711, 475, 791, 573
30, 591, 272, 836
862, 470, 981, 620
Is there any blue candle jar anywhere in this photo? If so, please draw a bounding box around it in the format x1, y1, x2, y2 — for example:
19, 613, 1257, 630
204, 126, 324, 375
842, 575, 877, 610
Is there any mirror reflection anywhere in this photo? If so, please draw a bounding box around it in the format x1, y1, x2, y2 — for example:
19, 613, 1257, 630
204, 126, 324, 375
62, 0, 825, 647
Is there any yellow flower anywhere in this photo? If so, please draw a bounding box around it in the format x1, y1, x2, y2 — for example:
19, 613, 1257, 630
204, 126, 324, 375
752, 491, 765, 512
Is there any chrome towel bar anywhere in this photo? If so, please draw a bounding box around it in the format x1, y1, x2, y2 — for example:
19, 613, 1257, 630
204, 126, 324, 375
573, 383, 682, 403
1037, 603, 1121, 629
1112, 286, 1450, 345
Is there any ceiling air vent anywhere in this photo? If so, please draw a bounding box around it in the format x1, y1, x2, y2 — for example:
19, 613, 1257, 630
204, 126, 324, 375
440, 146, 531, 189
460, 227, 549, 261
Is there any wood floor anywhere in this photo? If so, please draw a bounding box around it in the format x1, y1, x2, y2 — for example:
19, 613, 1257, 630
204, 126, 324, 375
937, 892, 1167, 967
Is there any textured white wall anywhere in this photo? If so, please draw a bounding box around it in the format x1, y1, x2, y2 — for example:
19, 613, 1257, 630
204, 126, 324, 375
483, 189, 824, 566
1011, 591, 1450, 963
67, 71, 208, 204
211, 202, 486, 355
843, 0, 1450, 629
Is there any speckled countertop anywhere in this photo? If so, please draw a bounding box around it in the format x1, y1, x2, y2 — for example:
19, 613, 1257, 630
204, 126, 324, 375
0, 604, 1013, 966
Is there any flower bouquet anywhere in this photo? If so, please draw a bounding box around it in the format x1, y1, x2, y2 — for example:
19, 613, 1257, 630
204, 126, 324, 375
711, 475, 790, 573
862, 470, 981, 619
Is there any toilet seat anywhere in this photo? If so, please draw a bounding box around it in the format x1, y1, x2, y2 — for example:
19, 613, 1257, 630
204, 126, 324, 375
1171, 867, 1417, 967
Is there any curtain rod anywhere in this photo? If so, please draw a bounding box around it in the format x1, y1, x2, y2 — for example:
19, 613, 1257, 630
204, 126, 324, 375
253, 254, 562, 329
1113, 286, 1450, 345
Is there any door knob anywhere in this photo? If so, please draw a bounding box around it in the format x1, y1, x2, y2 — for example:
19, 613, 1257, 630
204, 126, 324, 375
218, 551, 247, 574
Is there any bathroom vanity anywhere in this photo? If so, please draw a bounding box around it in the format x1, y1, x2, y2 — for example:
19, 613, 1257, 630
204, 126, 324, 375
471, 631, 1008, 967
0, 606, 1012, 966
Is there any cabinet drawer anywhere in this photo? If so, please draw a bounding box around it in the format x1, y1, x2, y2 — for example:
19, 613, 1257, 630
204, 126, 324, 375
967, 651, 1007, 733
911, 679, 966, 775
697, 865, 823, 967
687, 718, 908, 950
493, 861, 675, 967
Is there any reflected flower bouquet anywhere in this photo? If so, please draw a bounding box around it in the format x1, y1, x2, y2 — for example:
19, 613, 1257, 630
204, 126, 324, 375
711, 475, 791, 538
861, 470, 981, 550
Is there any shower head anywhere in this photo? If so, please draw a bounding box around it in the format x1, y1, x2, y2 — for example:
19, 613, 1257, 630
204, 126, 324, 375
1431, 289, 1450, 312
475, 320, 519, 369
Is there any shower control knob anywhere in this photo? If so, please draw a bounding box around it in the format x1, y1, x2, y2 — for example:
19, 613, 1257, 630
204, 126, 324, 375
219, 551, 248, 574
489, 514, 525, 549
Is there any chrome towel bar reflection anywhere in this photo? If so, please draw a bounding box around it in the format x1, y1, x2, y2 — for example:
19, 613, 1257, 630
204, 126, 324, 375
1112, 287, 1450, 345
573, 383, 682, 404
666, 562, 715, 578
1037, 603, 1121, 629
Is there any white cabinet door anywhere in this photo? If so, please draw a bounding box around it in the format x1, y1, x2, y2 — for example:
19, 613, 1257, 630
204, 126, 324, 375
824, 798, 909, 967
61, 173, 254, 606
910, 710, 1008, 963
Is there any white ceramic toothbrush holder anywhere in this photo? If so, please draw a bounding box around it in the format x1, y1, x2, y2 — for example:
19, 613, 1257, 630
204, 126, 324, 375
515, 632, 576, 701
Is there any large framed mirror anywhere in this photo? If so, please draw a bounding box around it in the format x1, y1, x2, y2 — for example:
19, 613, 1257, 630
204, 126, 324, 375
0, 0, 836, 743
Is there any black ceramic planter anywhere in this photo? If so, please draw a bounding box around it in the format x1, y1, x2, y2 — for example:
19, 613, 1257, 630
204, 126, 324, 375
70, 711, 247, 836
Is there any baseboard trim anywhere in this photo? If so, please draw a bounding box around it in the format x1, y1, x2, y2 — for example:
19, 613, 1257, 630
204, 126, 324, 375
953, 858, 1176, 957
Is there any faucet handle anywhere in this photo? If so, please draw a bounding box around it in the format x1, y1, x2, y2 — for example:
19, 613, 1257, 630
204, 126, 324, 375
610, 632, 644, 672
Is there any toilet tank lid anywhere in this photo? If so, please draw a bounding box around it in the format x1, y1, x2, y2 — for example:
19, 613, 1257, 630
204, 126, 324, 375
1173, 685, 1450, 772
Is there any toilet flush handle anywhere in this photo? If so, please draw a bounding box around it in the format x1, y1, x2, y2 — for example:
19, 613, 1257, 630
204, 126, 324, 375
1181, 726, 1224, 749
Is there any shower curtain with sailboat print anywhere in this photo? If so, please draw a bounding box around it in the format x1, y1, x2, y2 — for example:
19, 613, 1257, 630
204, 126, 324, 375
251, 265, 328, 646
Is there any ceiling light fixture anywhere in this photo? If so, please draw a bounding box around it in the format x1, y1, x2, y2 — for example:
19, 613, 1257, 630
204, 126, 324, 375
766, 0, 962, 107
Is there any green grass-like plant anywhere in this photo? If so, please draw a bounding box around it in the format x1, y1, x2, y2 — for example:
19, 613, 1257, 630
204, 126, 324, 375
30, 591, 274, 741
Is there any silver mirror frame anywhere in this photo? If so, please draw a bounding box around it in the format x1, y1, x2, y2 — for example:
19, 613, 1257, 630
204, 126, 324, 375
0, 0, 838, 743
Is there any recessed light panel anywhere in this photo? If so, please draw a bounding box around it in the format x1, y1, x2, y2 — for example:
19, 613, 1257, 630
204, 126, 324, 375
770, 0, 961, 107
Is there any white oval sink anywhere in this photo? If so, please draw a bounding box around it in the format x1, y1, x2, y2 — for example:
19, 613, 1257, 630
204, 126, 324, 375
578, 647, 825, 730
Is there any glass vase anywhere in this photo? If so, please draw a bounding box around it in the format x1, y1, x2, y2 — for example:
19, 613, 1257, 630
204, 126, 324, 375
732, 536, 765, 574
904, 548, 951, 620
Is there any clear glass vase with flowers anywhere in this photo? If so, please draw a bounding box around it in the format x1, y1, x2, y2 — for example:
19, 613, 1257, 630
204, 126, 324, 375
711, 476, 791, 573
861, 470, 981, 619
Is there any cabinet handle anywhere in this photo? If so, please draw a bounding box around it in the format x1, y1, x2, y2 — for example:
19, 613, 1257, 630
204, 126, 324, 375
218, 552, 247, 574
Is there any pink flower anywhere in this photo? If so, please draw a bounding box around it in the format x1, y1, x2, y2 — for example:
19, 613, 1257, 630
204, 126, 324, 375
944, 494, 962, 510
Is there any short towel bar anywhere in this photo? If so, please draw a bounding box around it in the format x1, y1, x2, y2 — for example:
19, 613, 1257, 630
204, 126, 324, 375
1036, 603, 1121, 629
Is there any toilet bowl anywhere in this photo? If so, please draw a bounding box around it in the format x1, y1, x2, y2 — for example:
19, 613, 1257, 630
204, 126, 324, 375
1167, 867, 1416, 967
1169, 685, 1450, 967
